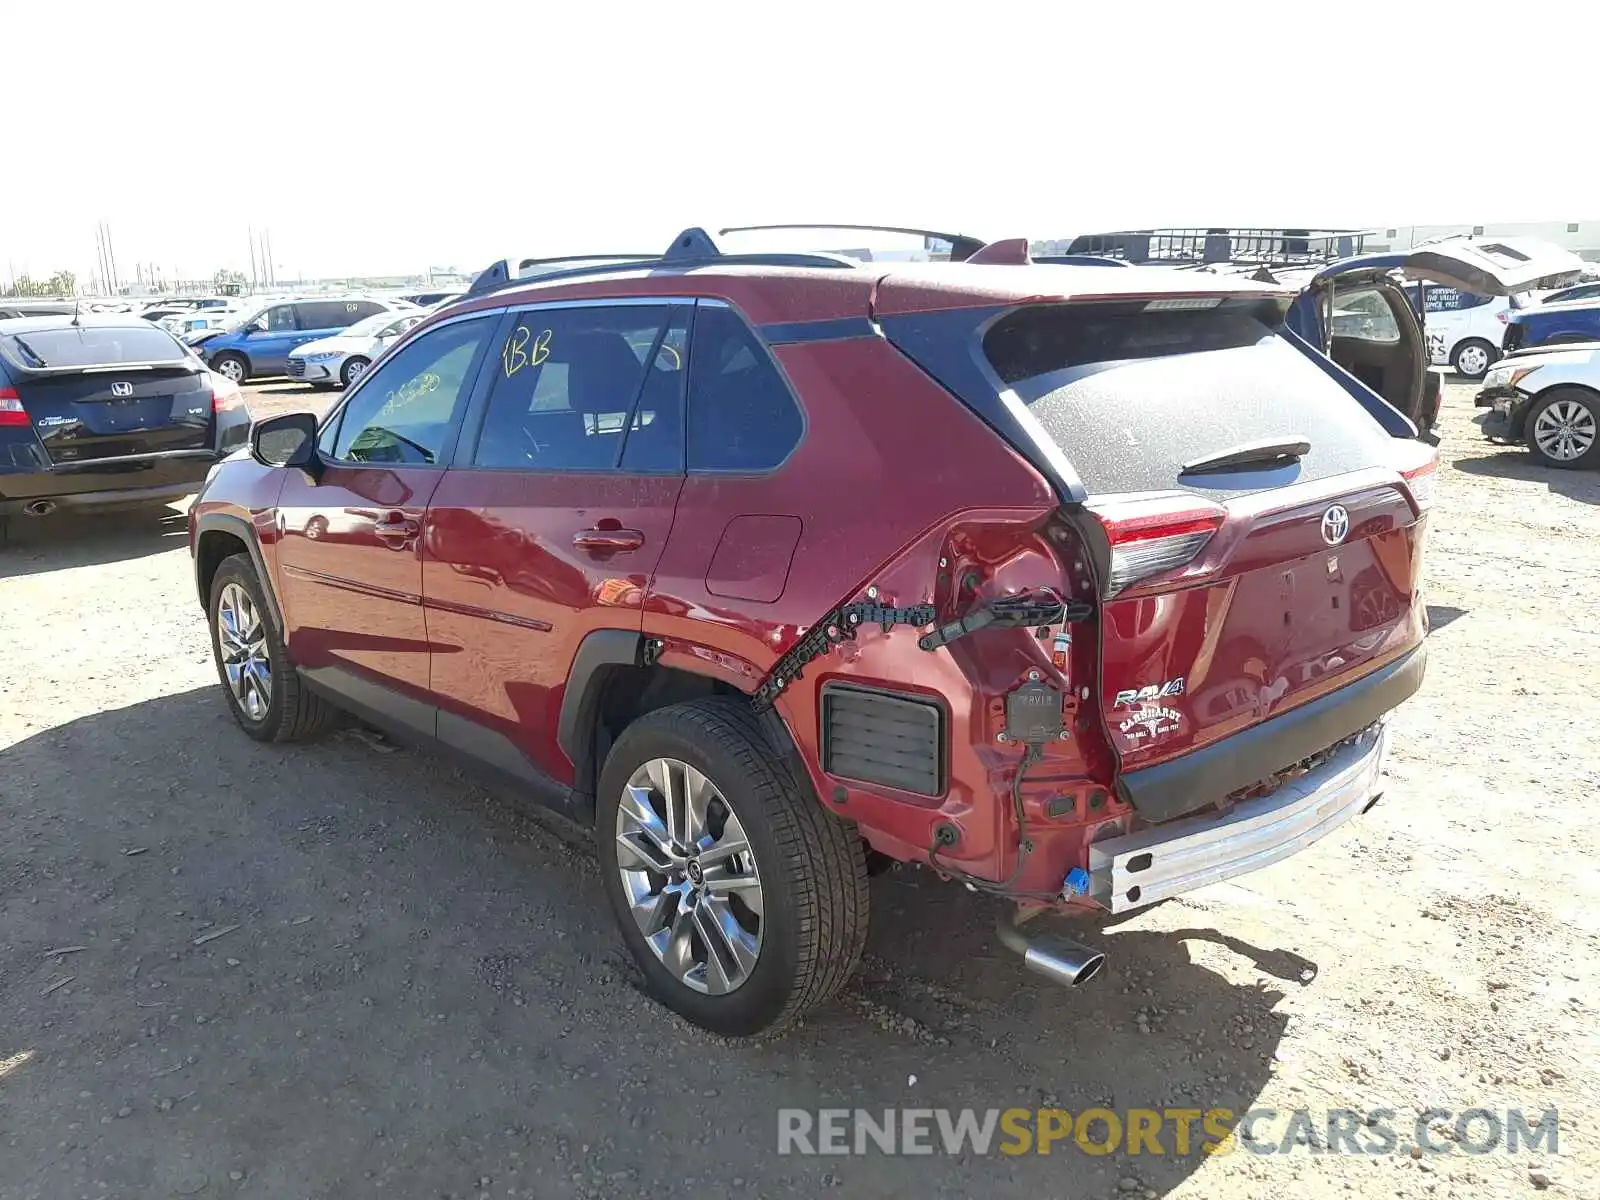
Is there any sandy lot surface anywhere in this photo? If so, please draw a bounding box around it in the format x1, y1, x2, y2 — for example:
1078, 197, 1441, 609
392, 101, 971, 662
1, 380, 1595, 1199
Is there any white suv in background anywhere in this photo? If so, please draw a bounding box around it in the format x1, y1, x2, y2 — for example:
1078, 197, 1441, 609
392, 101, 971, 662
1404, 282, 1512, 379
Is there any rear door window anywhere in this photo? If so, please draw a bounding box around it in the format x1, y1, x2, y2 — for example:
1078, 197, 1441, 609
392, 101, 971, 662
1423, 287, 1491, 313
471, 305, 687, 472
981, 300, 1397, 500
297, 300, 368, 330
685, 305, 803, 472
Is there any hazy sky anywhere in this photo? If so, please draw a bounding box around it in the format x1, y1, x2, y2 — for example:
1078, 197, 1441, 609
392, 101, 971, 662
5, 1, 1594, 285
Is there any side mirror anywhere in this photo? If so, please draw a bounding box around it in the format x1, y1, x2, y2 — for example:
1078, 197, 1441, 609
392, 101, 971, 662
245, 320, 266, 335
251, 411, 321, 478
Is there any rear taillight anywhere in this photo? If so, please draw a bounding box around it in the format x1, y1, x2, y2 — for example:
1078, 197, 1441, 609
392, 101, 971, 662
1087, 494, 1227, 598
1496, 309, 1509, 324
1398, 448, 1439, 514
0, 386, 28, 428
211, 378, 243, 413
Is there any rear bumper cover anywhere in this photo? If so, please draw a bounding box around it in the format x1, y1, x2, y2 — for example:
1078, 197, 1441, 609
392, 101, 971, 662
1116, 642, 1425, 824
1089, 720, 1386, 913
0, 448, 225, 513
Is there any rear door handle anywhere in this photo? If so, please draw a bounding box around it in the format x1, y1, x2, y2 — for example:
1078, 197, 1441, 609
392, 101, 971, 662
573, 527, 644, 551
374, 515, 420, 546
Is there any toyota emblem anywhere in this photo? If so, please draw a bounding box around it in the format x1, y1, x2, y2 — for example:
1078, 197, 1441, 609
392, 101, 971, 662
110, 381, 134, 397
1321, 504, 1350, 545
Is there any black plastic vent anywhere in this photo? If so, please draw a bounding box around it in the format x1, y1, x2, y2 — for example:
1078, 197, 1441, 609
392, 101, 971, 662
820, 684, 945, 797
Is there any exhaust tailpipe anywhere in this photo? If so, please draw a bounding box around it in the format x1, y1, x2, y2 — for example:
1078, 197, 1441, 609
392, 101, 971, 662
996, 919, 1105, 988
22, 499, 56, 517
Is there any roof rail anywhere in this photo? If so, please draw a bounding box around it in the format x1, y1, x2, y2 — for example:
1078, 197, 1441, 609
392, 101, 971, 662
718, 223, 988, 262
1031, 254, 1132, 268
465, 253, 657, 298
462, 228, 859, 302
1062, 227, 1371, 268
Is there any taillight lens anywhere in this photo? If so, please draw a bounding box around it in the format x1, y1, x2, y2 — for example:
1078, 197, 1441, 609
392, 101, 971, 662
1401, 454, 1438, 514
0, 386, 28, 428
1087, 494, 1227, 597
210, 376, 243, 413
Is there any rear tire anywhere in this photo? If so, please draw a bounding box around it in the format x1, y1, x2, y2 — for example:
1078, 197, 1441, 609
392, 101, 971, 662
341, 357, 370, 388
207, 554, 342, 741
212, 353, 249, 385
1524, 388, 1600, 470
1451, 338, 1497, 380
595, 697, 869, 1036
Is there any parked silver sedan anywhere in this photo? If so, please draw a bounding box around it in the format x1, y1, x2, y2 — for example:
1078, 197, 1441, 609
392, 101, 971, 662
284, 309, 425, 388
1477, 341, 1600, 468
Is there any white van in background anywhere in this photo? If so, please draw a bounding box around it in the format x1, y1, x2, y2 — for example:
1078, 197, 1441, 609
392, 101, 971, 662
1404, 282, 1512, 379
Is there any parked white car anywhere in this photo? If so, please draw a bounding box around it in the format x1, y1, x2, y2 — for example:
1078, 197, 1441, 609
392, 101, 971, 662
1403, 282, 1512, 379
1477, 341, 1600, 468
284, 308, 425, 388
161, 309, 248, 338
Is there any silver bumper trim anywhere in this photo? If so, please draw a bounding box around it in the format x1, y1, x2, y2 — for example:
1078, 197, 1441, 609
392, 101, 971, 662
1089, 723, 1386, 913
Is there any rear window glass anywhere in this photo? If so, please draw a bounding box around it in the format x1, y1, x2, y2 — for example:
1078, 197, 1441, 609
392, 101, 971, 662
1331, 287, 1401, 344
1, 324, 186, 370
982, 301, 1397, 499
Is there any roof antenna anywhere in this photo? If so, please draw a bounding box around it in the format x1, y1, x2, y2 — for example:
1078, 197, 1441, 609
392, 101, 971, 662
71, 298, 82, 327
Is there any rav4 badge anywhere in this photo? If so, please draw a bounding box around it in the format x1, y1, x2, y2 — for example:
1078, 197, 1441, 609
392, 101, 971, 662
1113, 678, 1185, 708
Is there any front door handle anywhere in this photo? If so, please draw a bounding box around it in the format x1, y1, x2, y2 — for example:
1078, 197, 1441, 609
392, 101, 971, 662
573, 527, 644, 552
374, 515, 420, 547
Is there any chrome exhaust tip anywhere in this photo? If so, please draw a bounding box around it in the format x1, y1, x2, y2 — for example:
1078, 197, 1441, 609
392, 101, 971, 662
995, 919, 1106, 988
22, 499, 56, 517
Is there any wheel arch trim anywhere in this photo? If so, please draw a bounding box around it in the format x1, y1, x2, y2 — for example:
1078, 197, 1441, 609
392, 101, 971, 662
557, 628, 646, 771
193, 512, 284, 634
557, 630, 811, 809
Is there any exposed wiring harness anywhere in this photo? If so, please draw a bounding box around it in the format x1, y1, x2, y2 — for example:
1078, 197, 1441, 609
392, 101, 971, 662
927, 743, 1063, 901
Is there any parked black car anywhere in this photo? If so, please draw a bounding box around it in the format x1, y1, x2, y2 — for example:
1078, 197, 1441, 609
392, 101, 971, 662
0, 316, 251, 540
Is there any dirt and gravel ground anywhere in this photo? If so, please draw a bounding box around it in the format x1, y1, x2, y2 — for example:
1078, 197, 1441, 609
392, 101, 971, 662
2, 379, 1596, 1199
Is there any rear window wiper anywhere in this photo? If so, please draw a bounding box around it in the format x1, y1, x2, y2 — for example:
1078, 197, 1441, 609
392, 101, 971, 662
1180, 436, 1310, 476
8, 335, 47, 367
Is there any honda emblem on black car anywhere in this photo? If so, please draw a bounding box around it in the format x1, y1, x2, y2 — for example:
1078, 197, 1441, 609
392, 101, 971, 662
1321, 504, 1350, 545
110, 381, 134, 397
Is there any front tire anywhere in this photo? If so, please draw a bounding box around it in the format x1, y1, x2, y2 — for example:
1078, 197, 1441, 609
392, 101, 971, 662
207, 554, 342, 741
212, 353, 249, 385
596, 698, 869, 1036
1451, 338, 1497, 381
341, 356, 370, 388
1525, 388, 1600, 469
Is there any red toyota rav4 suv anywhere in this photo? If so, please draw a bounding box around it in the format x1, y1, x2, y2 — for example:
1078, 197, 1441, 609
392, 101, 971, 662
189, 228, 1434, 1035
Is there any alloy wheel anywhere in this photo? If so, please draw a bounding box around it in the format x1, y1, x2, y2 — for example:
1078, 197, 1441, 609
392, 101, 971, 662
217, 358, 245, 383
1534, 398, 1597, 462
613, 757, 764, 995
216, 582, 271, 721
345, 360, 365, 384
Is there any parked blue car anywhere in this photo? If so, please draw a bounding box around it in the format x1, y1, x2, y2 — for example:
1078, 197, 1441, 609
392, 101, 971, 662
188, 296, 410, 384
1502, 296, 1600, 355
